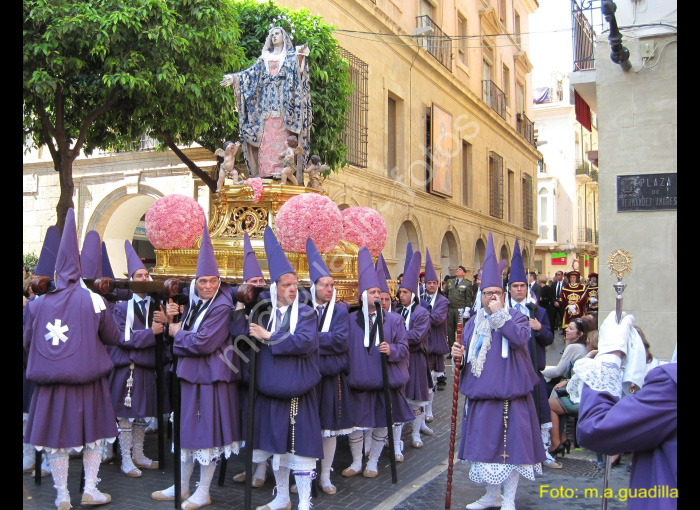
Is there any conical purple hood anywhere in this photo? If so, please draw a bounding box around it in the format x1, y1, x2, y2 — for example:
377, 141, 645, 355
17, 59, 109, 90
243, 232, 264, 282
424, 248, 438, 283
101, 242, 115, 279
306, 237, 330, 284
403, 241, 413, 276
195, 223, 219, 278
125, 240, 147, 278
375, 262, 390, 294
508, 238, 527, 285
264, 226, 294, 283
55, 209, 81, 289
34, 226, 60, 277
377, 253, 391, 280
80, 230, 102, 280
358, 246, 380, 295
480, 232, 503, 290
400, 250, 421, 293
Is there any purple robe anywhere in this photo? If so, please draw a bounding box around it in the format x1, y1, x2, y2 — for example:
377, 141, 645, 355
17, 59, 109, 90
518, 301, 554, 424
316, 303, 354, 433
23, 290, 120, 449
422, 293, 449, 373
457, 309, 545, 465
172, 283, 241, 451
577, 364, 677, 509
252, 302, 323, 459
23, 297, 36, 413
402, 303, 431, 402
347, 309, 415, 427
107, 299, 164, 419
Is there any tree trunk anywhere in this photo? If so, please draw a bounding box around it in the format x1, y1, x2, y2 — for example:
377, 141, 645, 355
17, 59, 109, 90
55, 154, 75, 235
156, 130, 218, 193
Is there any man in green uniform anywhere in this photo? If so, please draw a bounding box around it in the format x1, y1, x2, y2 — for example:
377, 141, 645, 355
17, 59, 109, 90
446, 265, 473, 352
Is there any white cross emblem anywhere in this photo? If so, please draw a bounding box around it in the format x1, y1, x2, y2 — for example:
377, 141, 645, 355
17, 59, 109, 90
45, 319, 69, 346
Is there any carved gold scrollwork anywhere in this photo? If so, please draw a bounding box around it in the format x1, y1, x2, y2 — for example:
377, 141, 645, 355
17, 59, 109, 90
221, 206, 268, 239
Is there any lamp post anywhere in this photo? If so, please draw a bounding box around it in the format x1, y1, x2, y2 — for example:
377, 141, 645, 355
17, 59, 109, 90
602, 0, 631, 71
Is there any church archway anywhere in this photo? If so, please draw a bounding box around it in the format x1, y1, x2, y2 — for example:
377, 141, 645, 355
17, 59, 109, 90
395, 220, 419, 278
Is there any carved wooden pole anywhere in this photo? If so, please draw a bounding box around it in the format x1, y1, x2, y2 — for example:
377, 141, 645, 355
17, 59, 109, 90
445, 321, 464, 509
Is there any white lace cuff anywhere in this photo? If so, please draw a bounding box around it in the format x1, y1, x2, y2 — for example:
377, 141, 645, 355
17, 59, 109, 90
567, 358, 623, 404
488, 308, 511, 329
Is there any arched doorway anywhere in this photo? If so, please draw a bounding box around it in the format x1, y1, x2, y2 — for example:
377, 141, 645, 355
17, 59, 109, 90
473, 238, 486, 272
88, 189, 162, 278
439, 231, 459, 282
395, 220, 419, 278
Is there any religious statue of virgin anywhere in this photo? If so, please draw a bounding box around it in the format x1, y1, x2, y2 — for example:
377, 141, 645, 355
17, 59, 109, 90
221, 26, 311, 179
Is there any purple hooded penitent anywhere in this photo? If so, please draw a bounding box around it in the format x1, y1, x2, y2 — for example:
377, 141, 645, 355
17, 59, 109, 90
424, 248, 438, 283
306, 237, 330, 284
480, 232, 503, 290
243, 232, 264, 282
400, 250, 421, 295
375, 259, 390, 295
358, 246, 380, 295
101, 242, 115, 279
264, 226, 294, 283
80, 230, 102, 279
402, 241, 413, 276
196, 223, 219, 278
507, 238, 527, 286
377, 253, 391, 281
23, 208, 120, 450
125, 240, 147, 278
34, 226, 60, 277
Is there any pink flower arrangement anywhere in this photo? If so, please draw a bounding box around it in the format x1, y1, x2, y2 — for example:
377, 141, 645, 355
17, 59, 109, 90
341, 207, 388, 257
246, 177, 264, 203
275, 193, 343, 253
145, 194, 206, 249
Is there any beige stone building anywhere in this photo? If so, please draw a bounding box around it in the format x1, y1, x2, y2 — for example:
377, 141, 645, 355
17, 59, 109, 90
23, 0, 542, 285
569, 0, 676, 358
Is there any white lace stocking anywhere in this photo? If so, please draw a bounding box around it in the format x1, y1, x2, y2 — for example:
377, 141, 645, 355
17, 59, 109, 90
320, 436, 336, 487
363, 428, 372, 456
118, 419, 138, 473
366, 428, 387, 472
48, 453, 70, 506
425, 391, 434, 418
348, 430, 363, 470
294, 470, 313, 510
157, 457, 195, 498
393, 423, 403, 452
265, 466, 291, 509
254, 460, 268, 481
83, 447, 107, 501
188, 461, 216, 505
131, 423, 154, 466
502, 470, 520, 510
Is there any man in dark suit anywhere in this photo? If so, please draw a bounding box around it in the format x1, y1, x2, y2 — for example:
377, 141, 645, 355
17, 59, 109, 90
549, 270, 565, 331
528, 271, 541, 303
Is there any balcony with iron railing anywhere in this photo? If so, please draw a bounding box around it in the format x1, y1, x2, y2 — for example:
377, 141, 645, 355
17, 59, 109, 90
571, 0, 598, 71
575, 159, 598, 182
416, 15, 452, 71
482, 80, 506, 119
517, 113, 535, 147
577, 227, 598, 245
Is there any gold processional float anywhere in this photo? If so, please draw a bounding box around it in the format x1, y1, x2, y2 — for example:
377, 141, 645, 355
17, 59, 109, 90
150, 181, 395, 304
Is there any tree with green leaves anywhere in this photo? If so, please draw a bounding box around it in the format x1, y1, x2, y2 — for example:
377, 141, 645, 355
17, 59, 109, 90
24, 0, 243, 232
24, 0, 351, 233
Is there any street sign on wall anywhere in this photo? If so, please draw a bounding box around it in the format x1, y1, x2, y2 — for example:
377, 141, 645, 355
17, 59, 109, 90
617, 173, 677, 211
552, 252, 567, 265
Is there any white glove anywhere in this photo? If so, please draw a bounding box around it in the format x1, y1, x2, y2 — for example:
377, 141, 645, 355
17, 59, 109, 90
597, 310, 635, 358
589, 297, 597, 304
567, 304, 577, 314
458, 308, 464, 319
622, 327, 647, 393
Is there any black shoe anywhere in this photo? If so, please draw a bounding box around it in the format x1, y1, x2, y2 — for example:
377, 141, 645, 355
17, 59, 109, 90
436, 376, 447, 391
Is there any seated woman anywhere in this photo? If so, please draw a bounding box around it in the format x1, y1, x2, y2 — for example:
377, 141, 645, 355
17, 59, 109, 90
545, 322, 595, 462
542, 318, 590, 396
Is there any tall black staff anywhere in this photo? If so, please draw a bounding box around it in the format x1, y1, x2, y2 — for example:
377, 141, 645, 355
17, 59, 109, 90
525, 302, 542, 422
152, 294, 166, 470
374, 300, 397, 484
